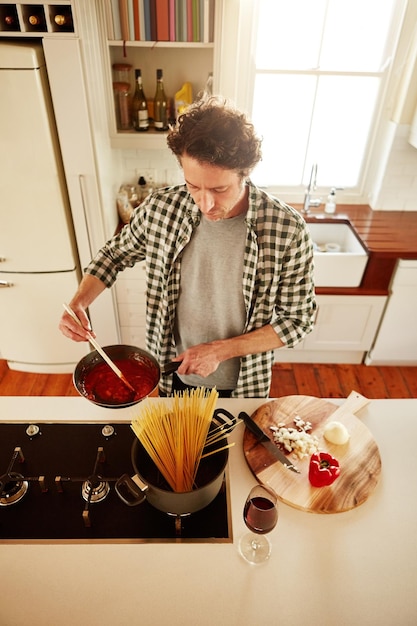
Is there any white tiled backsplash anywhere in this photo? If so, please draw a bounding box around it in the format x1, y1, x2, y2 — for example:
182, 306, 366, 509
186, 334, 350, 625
122, 148, 184, 189
119, 124, 417, 211
372, 124, 417, 211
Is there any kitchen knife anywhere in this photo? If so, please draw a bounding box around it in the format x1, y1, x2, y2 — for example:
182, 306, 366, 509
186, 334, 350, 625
239, 411, 300, 473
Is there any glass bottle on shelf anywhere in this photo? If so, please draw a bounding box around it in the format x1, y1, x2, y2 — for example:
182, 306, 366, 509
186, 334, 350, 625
1, 6, 20, 32
132, 69, 149, 132
154, 69, 168, 131
4, 14, 15, 27
205, 72, 213, 96
137, 176, 148, 200
51, 7, 74, 33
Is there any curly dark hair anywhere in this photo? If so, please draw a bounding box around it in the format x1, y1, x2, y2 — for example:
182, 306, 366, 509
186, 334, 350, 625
167, 96, 262, 177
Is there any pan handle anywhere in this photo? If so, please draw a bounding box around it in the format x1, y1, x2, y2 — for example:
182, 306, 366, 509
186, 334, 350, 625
115, 473, 148, 506
161, 361, 182, 376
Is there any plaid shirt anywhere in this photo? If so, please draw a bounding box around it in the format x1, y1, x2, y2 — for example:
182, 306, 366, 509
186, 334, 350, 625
86, 181, 316, 397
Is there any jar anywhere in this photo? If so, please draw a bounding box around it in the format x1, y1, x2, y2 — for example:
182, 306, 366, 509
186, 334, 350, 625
113, 82, 132, 130
117, 184, 141, 223
112, 63, 132, 85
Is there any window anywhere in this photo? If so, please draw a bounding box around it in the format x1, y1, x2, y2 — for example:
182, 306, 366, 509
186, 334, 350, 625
248, 0, 407, 197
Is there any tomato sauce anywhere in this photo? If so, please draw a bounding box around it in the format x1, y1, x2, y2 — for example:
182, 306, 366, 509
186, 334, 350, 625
83, 359, 159, 405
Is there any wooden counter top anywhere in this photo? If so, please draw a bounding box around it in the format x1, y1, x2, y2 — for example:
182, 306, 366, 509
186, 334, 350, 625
333, 205, 417, 257
296, 205, 417, 294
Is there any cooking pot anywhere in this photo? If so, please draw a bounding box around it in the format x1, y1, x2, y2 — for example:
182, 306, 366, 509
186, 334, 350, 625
115, 408, 238, 515
73, 344, 180, 409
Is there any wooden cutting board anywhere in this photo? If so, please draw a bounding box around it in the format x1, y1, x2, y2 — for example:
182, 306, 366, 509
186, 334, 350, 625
243, 392, 382, 514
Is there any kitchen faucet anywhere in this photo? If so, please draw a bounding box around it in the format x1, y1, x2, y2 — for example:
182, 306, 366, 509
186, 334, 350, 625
303, 163, 321, 214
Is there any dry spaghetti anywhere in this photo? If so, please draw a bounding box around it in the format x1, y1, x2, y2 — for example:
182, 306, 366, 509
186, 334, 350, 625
131, 387, 219, 493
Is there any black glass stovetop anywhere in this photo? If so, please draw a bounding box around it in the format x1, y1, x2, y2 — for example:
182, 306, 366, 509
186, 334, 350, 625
0, 423, 231, 543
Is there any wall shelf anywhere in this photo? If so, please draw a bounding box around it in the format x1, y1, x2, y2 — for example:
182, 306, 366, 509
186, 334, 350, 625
110, 129, 168, 150
108, 40, 214, 49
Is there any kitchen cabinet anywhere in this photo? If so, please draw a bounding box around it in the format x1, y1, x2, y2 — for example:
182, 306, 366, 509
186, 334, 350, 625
274, 295, 387, 364
95, 0, 223, 149
42, 34, 121, 346
366, 259, 417, 365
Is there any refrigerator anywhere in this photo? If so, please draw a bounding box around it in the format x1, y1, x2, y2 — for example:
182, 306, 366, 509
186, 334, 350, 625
0, 40, 88, 372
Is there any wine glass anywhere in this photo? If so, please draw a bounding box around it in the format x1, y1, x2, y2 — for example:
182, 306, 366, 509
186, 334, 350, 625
239, 484, 278, 564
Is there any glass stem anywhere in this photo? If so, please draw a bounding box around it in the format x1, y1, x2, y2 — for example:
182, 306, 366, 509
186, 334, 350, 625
251, 537, 261, 551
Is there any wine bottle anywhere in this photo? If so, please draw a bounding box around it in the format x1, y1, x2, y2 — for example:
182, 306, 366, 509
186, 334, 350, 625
53, 10, 74, 32
27, 10, 46, 31
2, 12, 19, 31
132, 70, 149, 132
154, 69, 168, 131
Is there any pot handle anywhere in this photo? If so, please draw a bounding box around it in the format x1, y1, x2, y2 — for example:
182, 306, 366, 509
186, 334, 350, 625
115, 473, 148, 507
213, 408, 240, 434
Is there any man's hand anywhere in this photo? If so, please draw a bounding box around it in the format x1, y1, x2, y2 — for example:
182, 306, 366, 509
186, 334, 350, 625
59, 305, 92, 342
175, 343, 223, 377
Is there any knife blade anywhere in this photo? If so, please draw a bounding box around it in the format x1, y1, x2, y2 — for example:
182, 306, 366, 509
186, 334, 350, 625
239, 411, 300, 473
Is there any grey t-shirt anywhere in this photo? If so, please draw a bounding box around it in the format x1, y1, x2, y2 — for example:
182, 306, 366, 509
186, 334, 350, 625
174, 212, 247, 389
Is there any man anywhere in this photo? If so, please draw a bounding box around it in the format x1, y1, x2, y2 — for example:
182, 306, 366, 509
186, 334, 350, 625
60, 97, 316, 397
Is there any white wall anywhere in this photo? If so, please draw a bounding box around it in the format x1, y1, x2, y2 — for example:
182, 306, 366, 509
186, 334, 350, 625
370, 123, 417, 210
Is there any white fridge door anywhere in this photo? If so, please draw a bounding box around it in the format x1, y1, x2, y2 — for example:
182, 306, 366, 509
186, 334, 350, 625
0, 42, 78, 272
0, 270, 89, 372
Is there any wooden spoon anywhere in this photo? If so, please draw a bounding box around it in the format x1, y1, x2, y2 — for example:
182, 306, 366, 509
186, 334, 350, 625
63, 303, 136, 394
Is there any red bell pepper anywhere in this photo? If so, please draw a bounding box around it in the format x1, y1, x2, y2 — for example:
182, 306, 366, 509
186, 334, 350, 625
309, 452, 340, 487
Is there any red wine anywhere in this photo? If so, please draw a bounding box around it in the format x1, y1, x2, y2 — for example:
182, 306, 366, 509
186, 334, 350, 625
244, 496, 278, 534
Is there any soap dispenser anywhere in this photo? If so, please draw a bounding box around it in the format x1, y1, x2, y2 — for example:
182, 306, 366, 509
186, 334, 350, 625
325, 188, 337, 214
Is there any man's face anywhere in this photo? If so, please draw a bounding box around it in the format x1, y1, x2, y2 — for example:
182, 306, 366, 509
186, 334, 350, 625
181, 154, 247, 221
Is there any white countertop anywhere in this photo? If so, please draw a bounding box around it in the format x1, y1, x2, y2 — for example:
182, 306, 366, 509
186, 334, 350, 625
0, 396, 416, 626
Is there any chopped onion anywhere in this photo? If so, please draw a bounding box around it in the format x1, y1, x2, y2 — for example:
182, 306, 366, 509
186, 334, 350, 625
270, 416, 319, 459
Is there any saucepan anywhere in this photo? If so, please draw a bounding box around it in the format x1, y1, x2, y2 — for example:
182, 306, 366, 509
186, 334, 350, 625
73, 344, 180, 409
115, 408, 238, 515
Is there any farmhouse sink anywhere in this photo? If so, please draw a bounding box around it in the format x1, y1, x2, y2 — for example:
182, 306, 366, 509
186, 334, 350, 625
306, 221, 368, 287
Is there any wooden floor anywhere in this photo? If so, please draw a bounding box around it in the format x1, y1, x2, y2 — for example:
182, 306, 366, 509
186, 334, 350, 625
269, 363, 417, 399
0, 359, 416, 399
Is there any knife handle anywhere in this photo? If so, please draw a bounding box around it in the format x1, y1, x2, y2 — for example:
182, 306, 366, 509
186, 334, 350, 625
239, 412, 269, 442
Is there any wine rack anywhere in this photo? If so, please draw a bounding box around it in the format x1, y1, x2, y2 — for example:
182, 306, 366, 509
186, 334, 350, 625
0, 2, 76, 36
